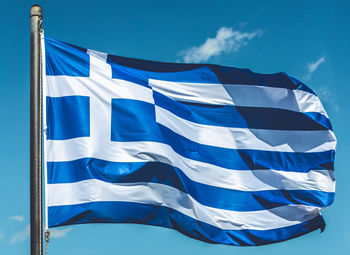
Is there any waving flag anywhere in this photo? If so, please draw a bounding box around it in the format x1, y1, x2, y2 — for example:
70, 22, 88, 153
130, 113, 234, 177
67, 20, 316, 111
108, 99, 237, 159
43, 36, 336, 246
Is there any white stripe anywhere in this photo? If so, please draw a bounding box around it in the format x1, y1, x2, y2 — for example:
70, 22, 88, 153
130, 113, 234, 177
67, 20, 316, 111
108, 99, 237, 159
47, 139, 335, 192
149, 79, 328, 117
150, 79, 233, 105
88, 50, 111, 79
47, 179, 320, 231
87, 49, 108, 62
294, 90, 328, 117
155, 106, 336, 153
46, 76, 154, 104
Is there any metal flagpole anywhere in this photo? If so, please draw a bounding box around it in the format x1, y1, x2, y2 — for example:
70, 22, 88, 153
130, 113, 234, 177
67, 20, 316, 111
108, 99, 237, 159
30, 5, 43, 255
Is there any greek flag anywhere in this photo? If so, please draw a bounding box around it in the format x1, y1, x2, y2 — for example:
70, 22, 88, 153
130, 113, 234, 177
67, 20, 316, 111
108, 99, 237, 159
43, 36, 336, 246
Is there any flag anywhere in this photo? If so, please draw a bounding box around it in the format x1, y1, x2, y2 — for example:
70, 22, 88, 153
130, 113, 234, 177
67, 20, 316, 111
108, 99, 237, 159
43, 36, 336, 246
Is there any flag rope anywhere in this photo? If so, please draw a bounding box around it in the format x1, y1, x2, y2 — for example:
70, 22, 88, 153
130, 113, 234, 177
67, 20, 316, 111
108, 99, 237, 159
45, 229, 50, 255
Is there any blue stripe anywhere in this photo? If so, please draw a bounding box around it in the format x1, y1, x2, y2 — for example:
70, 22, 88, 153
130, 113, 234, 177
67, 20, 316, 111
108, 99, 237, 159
48, 201, 325, 246
111, 99, 334, 171
108, 62, 219, 86
153, 91, 331, 130
45, 37, 90, 77
303, 112, 333, 131
107, 53, 313, 94
47, 158, 334, 210
289, 75, 315, 94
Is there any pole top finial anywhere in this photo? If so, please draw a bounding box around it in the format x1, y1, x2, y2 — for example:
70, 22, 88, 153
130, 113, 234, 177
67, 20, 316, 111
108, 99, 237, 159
30, 5, 42, 18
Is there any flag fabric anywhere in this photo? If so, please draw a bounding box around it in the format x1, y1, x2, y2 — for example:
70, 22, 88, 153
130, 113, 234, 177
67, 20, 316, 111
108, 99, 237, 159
43, 36, 336, 246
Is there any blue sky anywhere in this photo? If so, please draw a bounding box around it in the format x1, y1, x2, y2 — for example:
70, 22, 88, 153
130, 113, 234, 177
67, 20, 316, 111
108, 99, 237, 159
1, 0, 349, 254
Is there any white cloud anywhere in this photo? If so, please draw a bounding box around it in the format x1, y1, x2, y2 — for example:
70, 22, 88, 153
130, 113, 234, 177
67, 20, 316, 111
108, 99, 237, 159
0, 233, 4, 240
180, 27, 262, 63
316, 86, 339, 113
50, 227, 72, 239
318, 86, 331, 100
10, 225, 30, 244
305, 56, 325, 80
9, 215, 24, 222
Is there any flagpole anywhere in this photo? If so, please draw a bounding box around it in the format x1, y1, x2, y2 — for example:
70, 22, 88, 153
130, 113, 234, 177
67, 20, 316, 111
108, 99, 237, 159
30, 5, 43, 255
